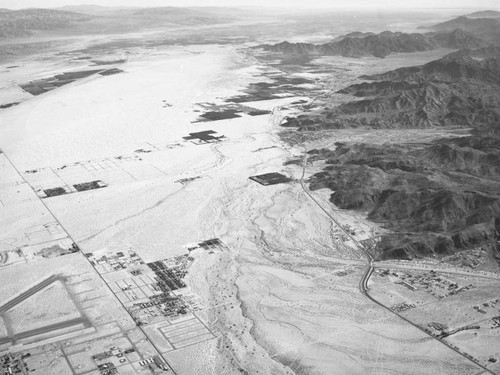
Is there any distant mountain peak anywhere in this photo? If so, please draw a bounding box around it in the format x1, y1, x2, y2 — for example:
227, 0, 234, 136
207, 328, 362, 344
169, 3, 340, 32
466, 10, 500, 19
430, 14, 500, 41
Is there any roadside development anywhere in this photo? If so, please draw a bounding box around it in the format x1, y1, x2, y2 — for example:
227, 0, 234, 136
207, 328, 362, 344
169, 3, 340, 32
299, 149, 497, 375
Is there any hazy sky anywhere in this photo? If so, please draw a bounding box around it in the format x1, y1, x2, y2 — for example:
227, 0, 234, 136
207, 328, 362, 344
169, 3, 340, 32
1, 0, 499, 10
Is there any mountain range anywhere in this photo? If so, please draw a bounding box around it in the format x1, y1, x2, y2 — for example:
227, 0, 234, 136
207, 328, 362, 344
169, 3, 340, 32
308, 133, 500, 260
258, 29, 490, 58
0, 8, 91, 38
466, 10, 500, 19
283, 49, 500, 130
293, 47, 500, 260
0, 6, 240, 40
429, 14, 500, 42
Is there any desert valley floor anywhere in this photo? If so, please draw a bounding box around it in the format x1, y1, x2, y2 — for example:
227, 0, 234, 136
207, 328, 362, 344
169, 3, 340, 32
1, 9, 500, 375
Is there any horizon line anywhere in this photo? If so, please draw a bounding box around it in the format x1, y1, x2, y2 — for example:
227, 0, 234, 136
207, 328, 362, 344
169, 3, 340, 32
2, 4, 500, 11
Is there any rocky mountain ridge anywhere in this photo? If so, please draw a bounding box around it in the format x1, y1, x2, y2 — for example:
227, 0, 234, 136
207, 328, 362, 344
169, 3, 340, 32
307, 134, 500, 260
430, 15, 500, 42
282, 51, 500, 130
258, 29, 490, 58
291, 48, 500, 261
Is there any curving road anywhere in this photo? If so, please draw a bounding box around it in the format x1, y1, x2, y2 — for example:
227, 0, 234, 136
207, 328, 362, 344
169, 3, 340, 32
298, 149, 497, 375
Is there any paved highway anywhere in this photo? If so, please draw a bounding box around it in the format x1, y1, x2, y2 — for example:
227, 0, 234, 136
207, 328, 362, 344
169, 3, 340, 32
299, 150, 497, 375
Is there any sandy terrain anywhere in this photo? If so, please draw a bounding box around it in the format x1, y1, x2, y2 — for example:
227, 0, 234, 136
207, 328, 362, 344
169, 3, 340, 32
0, 40, 492, 374
0, 318, 7, 338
